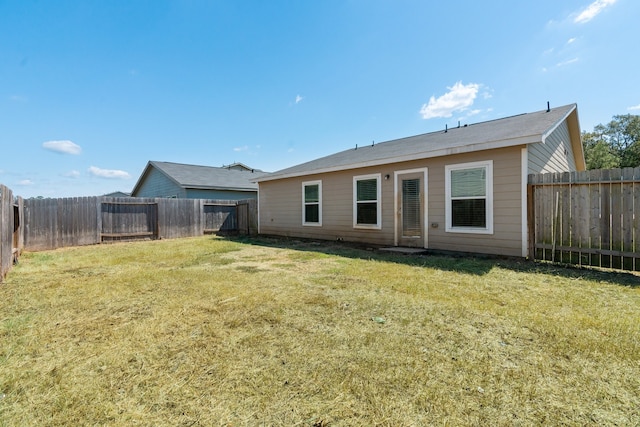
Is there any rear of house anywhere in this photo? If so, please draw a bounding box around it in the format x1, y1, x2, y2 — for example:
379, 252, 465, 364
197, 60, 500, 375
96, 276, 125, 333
256, 104, 585, 257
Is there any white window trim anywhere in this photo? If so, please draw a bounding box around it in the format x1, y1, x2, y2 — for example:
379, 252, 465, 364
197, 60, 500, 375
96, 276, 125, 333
445, 160, 493, 234
302, 180, 322, 226
353, 173, 382, 230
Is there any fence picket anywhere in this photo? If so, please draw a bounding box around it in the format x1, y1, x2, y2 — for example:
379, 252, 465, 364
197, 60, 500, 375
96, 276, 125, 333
634, 167, 640, 271
621, 168, 634, 270
588, 170, 602, 268
574, 171, 590, 266
609, 169, 622, 269
560, 172, 571, 264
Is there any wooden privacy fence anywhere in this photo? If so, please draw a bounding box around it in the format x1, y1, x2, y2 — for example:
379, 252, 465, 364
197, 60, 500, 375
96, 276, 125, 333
529, 168, 640, 272
23, 196, 257, 251
0, 184, 23, 283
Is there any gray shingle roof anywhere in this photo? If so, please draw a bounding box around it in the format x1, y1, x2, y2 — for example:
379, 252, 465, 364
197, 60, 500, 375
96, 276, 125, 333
143, 161, 267, 191
257, 103, 578, 182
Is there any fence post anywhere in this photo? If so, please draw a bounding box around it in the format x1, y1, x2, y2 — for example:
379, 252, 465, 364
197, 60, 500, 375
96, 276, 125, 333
0, 184, 17, 283
527, 176, 535, 260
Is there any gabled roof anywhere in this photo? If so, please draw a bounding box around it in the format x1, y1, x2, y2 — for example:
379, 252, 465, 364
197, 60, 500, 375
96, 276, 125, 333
222, 162, 263, 172
132, 161, 267, 194
257, 103, 583, 182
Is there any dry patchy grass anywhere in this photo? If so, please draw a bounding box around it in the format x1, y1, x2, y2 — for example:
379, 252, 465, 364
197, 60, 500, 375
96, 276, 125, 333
1, 236, 639, 426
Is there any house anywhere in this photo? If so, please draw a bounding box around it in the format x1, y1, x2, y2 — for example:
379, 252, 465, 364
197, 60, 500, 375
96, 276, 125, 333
255, 103, 585, 258
131, 161, 265, 200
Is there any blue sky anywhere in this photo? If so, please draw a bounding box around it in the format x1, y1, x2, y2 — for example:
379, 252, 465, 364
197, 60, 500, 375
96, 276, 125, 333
1, 0, 638, 198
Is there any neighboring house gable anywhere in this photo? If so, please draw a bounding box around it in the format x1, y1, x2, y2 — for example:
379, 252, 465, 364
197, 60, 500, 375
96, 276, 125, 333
132, 161, 266, 200
256, 104, 585, 258
223, 162, 259, 172
103, 191, 131, 197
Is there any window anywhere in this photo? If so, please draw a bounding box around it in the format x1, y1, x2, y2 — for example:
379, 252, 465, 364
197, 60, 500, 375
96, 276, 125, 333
445, 161, 493, 234
302, 181, 322, 226
353, 174, 381, 229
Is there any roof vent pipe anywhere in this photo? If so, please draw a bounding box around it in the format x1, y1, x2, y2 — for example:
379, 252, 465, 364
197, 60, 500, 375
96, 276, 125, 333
547, 101, 550, 112
445, 124, 448, 133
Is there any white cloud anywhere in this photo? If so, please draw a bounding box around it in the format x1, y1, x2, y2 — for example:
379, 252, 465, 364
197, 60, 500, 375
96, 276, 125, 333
574, 0, 616, 23
567, 37, 577, 44
17, 179, 34, 186
628, 104, 640, 111
42, 140, 82, 155
63, 170, 81, 178
88, 166, 131, 179
234, 145, 249, 152
420, 82, 480, 119
295, 95, 304, 104
557, 57, 579, 67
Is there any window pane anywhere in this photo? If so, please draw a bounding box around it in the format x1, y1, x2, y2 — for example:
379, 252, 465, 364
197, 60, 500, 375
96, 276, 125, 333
452, 199, 486, 227
451, 167, 486, 197
305, 204, 319, 223
357, 202, 378, 224
357, 179, 377, 201
305, 184, 319, 203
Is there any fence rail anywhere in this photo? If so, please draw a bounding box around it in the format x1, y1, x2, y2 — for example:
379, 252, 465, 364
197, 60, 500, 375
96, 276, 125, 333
528, 167, 640, 271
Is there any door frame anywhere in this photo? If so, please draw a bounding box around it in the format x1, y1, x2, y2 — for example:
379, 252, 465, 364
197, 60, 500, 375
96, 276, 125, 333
394, 168, 428, 248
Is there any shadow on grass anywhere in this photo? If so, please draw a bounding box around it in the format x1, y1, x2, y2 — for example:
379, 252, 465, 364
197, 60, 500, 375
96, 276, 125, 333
221, 235, 639, 288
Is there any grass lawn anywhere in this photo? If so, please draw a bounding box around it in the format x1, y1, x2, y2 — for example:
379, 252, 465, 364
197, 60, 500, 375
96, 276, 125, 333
1, 235, 639, 426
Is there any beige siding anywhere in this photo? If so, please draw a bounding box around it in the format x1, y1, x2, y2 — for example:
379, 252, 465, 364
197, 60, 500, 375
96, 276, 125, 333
528, 120, 578, 174
259, 146, 525, 257
427, 148, 523, 256
260, 168, 396, 245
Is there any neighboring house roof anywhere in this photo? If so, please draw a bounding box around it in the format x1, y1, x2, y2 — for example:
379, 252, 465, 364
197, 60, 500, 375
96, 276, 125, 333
103, 191, 131, 197
132, 161, 267, 194
222, 162, 263, 172
257, 103, 584, 182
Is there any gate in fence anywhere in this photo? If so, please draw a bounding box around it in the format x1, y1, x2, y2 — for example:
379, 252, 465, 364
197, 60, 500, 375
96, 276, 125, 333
101, 201, 159, 241
528, 168, 640, 272
203, 203, 238, 233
